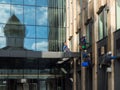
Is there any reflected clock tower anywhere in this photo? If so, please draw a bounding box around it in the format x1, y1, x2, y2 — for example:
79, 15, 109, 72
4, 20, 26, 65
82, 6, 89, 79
3, 14, 25, 49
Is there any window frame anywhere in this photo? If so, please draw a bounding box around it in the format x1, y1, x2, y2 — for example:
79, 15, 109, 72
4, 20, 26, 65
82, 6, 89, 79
98, 6, 108, 40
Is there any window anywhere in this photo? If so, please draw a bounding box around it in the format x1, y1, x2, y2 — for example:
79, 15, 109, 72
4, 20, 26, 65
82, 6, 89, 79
86, 22, 92, 47
98, 6, 107, 40
116, 0, 120, 30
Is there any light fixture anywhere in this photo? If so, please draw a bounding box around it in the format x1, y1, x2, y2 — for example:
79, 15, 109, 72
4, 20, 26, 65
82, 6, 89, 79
57, 61, 64, 64
62, 58, 69, 61
69, 78, 73, 82
21, 79, 27, 83
61, 68, 67, 74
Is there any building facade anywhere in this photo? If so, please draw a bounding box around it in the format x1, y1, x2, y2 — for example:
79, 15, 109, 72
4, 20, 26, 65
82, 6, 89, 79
65, 0, 120, 90
0, 0, 120, 90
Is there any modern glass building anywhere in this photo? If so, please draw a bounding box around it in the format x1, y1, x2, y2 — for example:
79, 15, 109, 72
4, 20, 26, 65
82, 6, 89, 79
0, 0, 67, 90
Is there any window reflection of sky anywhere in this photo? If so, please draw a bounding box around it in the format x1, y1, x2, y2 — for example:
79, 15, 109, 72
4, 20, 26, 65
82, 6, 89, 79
0, 0, 49, 51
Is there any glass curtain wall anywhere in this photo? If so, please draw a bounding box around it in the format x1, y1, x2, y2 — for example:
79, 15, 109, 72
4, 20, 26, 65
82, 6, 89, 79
0, 0, 66, 52
116, 0, 120, 30
48, 0, 66, 51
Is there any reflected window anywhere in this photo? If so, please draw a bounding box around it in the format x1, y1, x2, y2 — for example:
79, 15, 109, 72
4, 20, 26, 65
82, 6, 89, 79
24, 6, 35, 25
26, 26, 35, 38
0, 4, 10, 24
36, 39, 48, 51
58, 0, 63, 8
36, 7, 48, 26
58, 9, 64, 27
24, 0, 35, 5
116, 0, 120, 30
11, 5, 23, 24
36, 0, 48, 7
48, 0, 58, 8
24, 38, 35, 51
11, 0, 23, 5
36, 26, 48, 39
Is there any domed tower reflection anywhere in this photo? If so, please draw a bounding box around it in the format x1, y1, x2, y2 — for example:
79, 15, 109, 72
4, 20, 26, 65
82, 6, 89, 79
3, 14, 25, 50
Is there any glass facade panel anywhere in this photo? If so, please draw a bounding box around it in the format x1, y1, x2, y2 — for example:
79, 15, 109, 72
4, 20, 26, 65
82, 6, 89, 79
116, 0, 120, 30
0, 37, 6, 48
24, 0, 35, 5
36, 0, 48, 7
0, 0, 10, 4
0, 4, 10, 24
24, 38, 35, 50
36, 39, 48, 51
11, 5, 24, 24
26, 25, 35, 38
36, 7, 48, 26
0, 24, 5, 36
11, 0, 23, 5
36, 26, 48, 39
24, 6, 35, 25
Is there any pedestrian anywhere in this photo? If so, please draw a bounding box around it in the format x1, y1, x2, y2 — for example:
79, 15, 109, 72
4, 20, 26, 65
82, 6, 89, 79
63, 42, 70, 52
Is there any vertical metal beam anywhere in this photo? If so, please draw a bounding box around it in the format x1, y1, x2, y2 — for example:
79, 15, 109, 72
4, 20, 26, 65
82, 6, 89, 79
73, 58, 77, 90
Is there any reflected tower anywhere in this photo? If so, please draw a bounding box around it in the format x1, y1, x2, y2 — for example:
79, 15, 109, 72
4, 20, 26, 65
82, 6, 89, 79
3, 14, 25, 50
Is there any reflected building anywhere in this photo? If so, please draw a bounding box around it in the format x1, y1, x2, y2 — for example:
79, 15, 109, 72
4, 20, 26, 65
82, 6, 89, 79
3, 14, 25, 50
48, 0, 66, 51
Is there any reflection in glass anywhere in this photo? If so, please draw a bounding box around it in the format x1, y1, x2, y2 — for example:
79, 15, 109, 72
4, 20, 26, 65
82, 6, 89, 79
36, 39, 48, 51
36, 0, 48, 7
0, 4, 10, 23
0, 37, 6, 48
48, 8, 65, 27
36, 26, 48, 39
48, 27, 65, 51
36, 7, 48, 26
48, 0, 65, 8
11, 5, 23, 24
0, 0, 10, 4
48, 0, 58, 8
26, 26, 35, 38
0, 0, 66, 52
24, 6, 35, 25
24, 38, 35, 51
0, 24, 5, 36
58, 0, 63, 8
11, 0, 23, 5
24, 0, 35, 5
3, 14, 25, 49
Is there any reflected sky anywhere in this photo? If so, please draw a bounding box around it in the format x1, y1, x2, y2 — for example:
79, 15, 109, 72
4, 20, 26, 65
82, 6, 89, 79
0, 0, 66, 51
